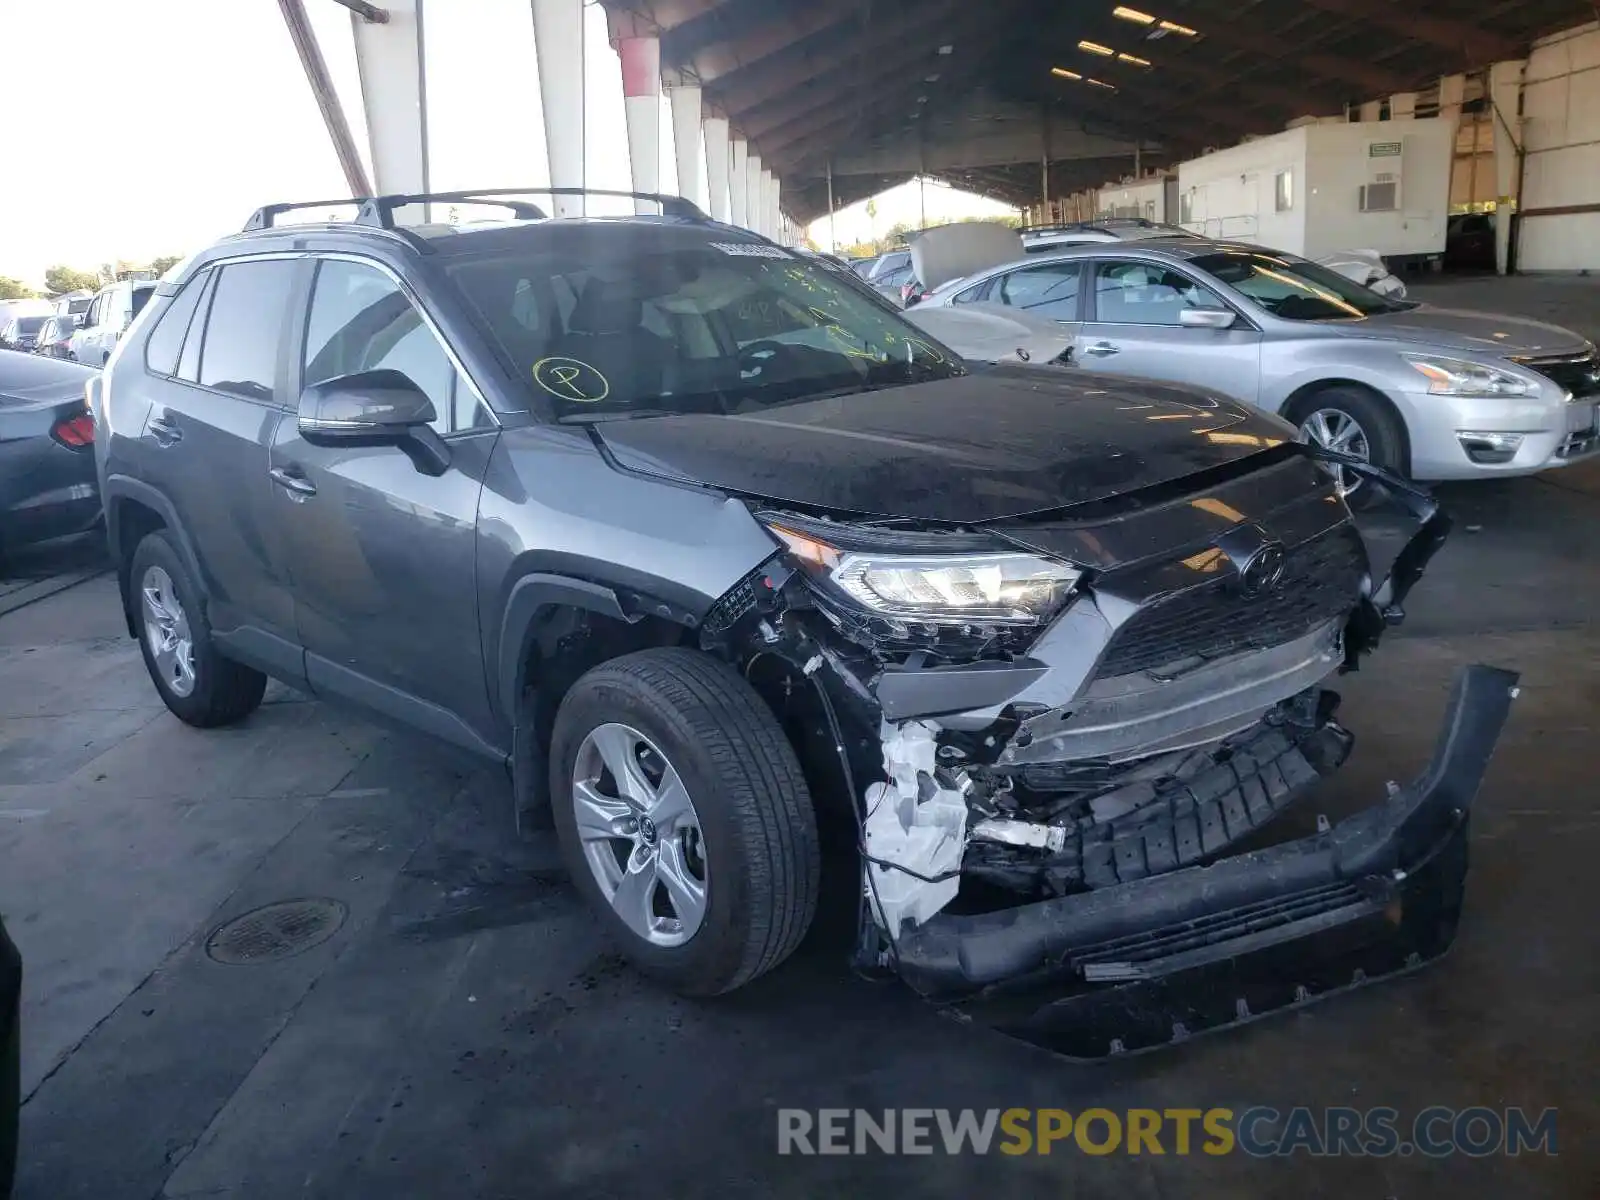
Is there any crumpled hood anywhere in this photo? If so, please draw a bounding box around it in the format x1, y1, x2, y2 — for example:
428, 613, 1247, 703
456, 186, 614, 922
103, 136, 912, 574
1343, 305, 1593, 358
592, 366, 1295, 523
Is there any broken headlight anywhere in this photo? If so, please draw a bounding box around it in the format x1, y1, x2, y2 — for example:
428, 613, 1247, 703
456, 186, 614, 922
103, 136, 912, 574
767, 522, 1080, 626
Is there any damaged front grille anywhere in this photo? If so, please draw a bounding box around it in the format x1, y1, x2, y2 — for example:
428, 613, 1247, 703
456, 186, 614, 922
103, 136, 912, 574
1096, 524, 1366, 679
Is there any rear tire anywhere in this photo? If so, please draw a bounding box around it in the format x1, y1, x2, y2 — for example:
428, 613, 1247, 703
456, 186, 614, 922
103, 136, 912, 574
550, 647, 820, 996
1287, 385, 1407, 508
130, 531, 266, 727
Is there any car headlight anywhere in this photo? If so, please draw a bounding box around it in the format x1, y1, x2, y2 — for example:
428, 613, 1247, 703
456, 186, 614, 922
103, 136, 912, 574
1402, 353, 1532, 397
766, 523, 1079, 626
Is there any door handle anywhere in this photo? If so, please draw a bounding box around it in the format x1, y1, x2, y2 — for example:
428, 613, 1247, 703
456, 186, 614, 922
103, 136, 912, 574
148, 415, 182, 446
268, 466, 317, 498
1084, 341, 1120, 357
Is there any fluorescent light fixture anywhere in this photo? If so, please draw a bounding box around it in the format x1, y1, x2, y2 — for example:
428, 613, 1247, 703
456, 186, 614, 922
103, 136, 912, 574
1085, 76, 1117, 89
1079, 39, 1115, 55
938, 44, 953, 54
1051, 66, 1084, 79
1159, 19, 1197, 35
1117, 51, 1152, 65
1113, 6, 1156, 23
924, 73, 940, 81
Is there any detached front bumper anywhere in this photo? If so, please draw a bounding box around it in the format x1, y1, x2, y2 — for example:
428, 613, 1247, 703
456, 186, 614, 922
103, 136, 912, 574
890, 664, 1518, 1058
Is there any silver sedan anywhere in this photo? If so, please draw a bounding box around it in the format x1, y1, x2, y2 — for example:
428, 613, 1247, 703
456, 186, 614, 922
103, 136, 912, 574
916, 239, 1600, 492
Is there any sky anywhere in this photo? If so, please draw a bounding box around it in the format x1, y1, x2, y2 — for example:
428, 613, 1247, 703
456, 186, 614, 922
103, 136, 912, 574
0, 0, 1011, 289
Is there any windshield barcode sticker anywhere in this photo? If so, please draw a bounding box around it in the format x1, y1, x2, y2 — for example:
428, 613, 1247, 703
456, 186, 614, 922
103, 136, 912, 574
710, 242, 792, 258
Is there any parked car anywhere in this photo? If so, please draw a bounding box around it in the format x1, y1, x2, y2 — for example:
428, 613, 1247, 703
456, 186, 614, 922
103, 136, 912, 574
0, 316, 49, 353
916, 238, 1600, 492
0, 352, 100, 562
31, 315, 76, 359
1021, 218, 1198, 252
1, 913, 17, 1200
94, 188, 1512, 1056
1445, 212, 1497, 272
860, 248, 914, 304
68, 280, 156, 366
53, 290, 94, 326
0, 299, 51, 332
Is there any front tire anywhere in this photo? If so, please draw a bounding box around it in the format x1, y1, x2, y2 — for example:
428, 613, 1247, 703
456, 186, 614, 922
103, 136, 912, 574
1288, 385, 1407, 507
130, 531, 266, 727
550, 647, 820, 996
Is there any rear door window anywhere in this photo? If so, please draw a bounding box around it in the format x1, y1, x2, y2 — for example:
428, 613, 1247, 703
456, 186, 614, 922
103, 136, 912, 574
196, 260, 297, 401
998, 262, 1084, 320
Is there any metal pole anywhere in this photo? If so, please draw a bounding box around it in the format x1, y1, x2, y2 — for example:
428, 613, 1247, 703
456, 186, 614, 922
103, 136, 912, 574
826, 161, 836, 253
277, 0, 373, 196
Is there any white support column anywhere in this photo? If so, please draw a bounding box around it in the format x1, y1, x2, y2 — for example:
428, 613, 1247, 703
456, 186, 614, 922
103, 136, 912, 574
746, 152, 764, 233
703, 113, 730, 221
668, 82, 705, 210
532, 0, 585, 217
1358, 99, 1382, 122
729, 138, 749, 227
759, 169, 774, 238
771, 176, 783, 244
1488, 58, 1526, 274
1390, 92, 1416, 120
351, 0, 428, 205
612, 25, 660, 213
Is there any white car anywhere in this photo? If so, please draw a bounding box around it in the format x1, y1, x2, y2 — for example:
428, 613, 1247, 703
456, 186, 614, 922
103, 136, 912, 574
68, 280, 156, 366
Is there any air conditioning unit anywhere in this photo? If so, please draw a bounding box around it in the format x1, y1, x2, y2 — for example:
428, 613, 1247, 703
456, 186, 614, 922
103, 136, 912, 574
1360, 181, 1399, 211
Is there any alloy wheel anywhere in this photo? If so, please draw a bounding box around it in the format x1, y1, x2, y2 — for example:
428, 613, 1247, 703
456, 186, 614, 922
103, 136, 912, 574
571, 722, 708, 947
140, 565, 197, 698
1300, 407, 1370, 497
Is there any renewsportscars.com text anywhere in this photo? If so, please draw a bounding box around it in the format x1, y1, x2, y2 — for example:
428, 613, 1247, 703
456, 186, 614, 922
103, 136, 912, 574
777, 1106, 1558, 1158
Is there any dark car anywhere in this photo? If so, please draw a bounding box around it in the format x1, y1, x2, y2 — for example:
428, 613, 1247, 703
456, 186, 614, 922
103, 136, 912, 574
93, 187, 1513, 1055
1, 913, 18, 1200
0, 316, 49, 354
1445, 212, 1497, 271
31, 316, 76, 359
0, 353, 100, 564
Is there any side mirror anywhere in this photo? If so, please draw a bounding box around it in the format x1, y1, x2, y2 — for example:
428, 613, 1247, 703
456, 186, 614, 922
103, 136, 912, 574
1178, 308, 1237, 330
297, 368, 450, 475
73, 314, 87, 329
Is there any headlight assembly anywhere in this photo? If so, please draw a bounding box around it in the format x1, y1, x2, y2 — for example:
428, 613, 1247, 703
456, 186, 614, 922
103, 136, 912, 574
1402, 353, 1533, 398
766, 523, 1080, 626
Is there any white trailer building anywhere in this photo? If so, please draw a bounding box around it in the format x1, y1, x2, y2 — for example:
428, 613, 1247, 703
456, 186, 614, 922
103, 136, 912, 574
1096, 174, 1178, 223
1176, 119, 1456, 264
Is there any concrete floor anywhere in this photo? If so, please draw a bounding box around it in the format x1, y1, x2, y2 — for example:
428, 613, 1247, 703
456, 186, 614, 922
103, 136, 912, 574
4, 275, 1599, 1198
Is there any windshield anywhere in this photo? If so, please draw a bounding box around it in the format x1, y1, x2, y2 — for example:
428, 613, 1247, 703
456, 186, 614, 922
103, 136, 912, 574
16, 316, 47, 334
1191, 250, 1412, 319
447, 238, 966, 419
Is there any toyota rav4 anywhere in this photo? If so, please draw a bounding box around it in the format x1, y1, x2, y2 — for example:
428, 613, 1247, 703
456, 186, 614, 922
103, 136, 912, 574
92, 189, 1515, 1056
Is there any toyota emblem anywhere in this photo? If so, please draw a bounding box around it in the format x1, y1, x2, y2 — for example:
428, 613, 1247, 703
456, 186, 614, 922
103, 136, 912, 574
1237, 541, 1288, 596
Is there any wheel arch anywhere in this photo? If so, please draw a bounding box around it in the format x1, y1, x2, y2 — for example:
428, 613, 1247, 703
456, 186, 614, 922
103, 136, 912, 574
497, 570, 704, 832
103, 477, 204, 639
1280, 378, 1412, 477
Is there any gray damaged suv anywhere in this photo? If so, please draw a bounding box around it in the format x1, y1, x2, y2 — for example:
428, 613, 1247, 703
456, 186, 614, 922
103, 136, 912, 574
94, 189, 1517, 1056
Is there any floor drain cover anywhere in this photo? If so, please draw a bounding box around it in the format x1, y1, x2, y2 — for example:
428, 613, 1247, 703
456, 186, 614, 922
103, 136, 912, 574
205, 898, 348, 965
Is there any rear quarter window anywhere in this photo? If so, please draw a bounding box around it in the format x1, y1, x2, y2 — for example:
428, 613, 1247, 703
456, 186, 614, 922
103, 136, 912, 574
142, 271, 210, 377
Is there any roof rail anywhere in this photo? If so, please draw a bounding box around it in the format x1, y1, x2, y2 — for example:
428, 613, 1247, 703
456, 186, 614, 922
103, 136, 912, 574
242, 187, 708, 233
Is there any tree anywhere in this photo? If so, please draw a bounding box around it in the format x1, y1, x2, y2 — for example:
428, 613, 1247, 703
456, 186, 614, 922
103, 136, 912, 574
0, 277, 37, 300
44, 265, 99, 295
148, 255, 183, 277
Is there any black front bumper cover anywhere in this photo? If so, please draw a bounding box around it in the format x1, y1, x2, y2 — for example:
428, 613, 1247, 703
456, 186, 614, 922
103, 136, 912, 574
891, 664, 1518, 1058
